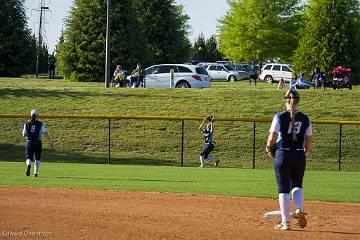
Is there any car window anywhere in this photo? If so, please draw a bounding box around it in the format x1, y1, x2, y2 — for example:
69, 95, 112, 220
223, 64, 235, 71
264, 65, 272, 70
196, 67, 208, 75
146, 66, 159, 75
209, 65, 217, 71
272, 65, 281, 71
177, 66, 192, 73
243, 65, 251, 71
158, 65, 177, 74
237, 65, 248, 71
216, 66, 225, 71
282, 66, 291, 72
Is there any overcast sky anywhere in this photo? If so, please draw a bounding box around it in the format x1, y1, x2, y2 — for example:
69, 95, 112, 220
24, 0, 229, 52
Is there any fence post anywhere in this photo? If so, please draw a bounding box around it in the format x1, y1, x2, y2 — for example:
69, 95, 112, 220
181, 120, 184, 167
253, 122, 256, 169
339, 124, 342, 171
108, 118, 111, 164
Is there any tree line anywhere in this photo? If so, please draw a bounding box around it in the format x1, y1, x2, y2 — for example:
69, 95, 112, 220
1, 0, 359, 82
0, 0, 49, 76
219, 0, 360, 81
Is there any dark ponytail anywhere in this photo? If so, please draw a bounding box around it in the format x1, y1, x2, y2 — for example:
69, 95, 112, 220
284, 89, 300, 141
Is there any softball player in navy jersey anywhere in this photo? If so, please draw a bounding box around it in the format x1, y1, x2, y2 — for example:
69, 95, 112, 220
23, 109, 53, 177
199, 116, 220, 168
266, 89, 313, 230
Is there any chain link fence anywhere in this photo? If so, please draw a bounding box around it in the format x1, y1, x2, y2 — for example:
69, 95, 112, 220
0, 115, 359, 171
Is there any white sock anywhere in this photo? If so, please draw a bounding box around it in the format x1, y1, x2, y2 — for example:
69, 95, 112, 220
199, 156, 205, 166
291, 187, 304, 210
34, 160, 40, 174
26, 159, 32, 166
279, 193, 290, 223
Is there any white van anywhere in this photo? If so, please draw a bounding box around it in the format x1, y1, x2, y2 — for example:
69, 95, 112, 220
260, 64, 293, 83
144, 64, 210, 88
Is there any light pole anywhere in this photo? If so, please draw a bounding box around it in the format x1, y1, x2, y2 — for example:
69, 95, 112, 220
104, 0, 111, 88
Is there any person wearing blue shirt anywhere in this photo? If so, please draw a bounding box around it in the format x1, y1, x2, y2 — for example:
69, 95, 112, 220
311, 67, 326, 89
296, 73, 310, 89
198, 116, 219, 168
266, 89, 313, 230
23, 109, 53, 177
289, 73, 297, 90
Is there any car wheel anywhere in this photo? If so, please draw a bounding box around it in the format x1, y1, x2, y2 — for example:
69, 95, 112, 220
228, 75, 236, 82
264, 75, 273, 83
176, 81, 190, 88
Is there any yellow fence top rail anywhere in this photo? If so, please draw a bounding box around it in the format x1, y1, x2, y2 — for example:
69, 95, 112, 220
0, 114, 360, 125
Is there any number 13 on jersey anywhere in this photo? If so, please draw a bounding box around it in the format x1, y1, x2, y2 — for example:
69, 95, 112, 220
288, 122, 302, 134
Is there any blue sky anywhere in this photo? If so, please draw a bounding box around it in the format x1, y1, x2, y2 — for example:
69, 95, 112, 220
24, 0, 229, 52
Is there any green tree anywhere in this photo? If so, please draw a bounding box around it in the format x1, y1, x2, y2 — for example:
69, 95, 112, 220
53, 29, 64, 75
205, 35, 223, 62
192, 34, 222, 62
192, 33, 206, 61
57, 0, 149, 82
54, 29, 64, 58
33, 43, 49, 74
0, 0, 36, 76
293, 0, 360, 81
218, 0, 301, 63
134, 0, 191, 64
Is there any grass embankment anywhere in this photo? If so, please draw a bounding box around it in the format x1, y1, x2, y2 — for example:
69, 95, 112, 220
0, 77, 359, 119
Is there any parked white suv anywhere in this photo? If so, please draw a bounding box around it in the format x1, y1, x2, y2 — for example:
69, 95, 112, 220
144, 64, 210, 88
260, 63, 294, 83
206, 64, 249, 81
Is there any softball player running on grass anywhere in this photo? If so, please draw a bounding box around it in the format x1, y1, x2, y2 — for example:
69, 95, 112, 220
266, 89, 313, 230
199, 115, 219, 168
23, 109, 53, 177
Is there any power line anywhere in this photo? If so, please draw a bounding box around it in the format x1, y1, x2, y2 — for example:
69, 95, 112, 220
34, 0, 50, 78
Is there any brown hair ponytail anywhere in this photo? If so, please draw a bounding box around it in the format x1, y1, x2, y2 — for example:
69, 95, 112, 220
284, 90, 300, 141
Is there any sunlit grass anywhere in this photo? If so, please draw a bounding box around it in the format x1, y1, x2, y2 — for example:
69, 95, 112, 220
0, 77, 359, 120
0, 162, 359, 203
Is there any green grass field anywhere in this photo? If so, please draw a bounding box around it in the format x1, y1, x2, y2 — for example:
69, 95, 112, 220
1, 162, 359, 203
1, 77, 359, 203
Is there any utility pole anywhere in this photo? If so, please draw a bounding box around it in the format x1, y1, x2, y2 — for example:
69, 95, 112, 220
35, 0, 49, 78
104, 0, 111, 88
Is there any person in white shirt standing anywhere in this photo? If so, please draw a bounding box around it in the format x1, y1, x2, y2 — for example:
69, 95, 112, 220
266, 89, 313, 230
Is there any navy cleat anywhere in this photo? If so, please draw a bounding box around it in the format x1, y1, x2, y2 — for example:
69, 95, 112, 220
33, 174, 38, 177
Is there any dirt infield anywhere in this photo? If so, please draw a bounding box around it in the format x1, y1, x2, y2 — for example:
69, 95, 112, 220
1, 186, 359, 240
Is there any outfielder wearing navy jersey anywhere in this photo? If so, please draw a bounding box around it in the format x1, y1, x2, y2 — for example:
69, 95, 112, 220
199, 116, 219, 168
23, 109, 53, 177
267, 90, 313, 231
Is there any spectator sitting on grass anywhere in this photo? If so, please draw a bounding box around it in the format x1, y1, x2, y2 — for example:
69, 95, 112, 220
113, 65, 126, 87
290, 73, 297, 90
296, 73, 310, 89
278, 78, 286, 89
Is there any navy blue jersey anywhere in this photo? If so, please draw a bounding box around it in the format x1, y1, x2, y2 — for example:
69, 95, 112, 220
275, 111, 310, 150
202, 128, 213, 144
24, 121, 43, 141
